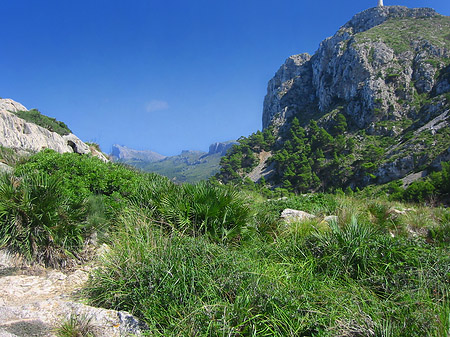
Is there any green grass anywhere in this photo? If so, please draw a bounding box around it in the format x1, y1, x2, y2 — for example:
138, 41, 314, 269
54, 313, 95, 337
84, 193, 450, 336
356, 16, 450, 54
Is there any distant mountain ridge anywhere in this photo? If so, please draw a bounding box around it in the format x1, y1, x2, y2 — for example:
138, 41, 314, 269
111, 144, 166, 163
111, 141, 237, 183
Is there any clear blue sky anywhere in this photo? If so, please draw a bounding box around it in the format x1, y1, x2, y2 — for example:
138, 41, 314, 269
1, 0, 449, 156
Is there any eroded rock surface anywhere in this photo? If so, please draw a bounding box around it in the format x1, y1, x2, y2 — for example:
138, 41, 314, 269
0, 251, 146, 337
0, 99, 108, 162
262, 6, 445, 130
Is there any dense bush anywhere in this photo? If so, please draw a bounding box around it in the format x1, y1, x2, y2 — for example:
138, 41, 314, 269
389, 161, 450, 203
131, 178, 252, 243
15, 150, 141, 211
0, 172, 85, 267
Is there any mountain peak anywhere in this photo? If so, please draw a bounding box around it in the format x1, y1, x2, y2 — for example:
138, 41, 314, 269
111, 144, 166, 162
341, 6, 438, 35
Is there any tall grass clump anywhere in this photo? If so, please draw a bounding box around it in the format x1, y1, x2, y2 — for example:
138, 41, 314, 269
86, 211, 255, 335
86, 211, 347, 336
0, 172, 85, 267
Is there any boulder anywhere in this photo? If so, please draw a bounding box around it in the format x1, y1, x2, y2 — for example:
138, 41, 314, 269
281, 209, 316, 223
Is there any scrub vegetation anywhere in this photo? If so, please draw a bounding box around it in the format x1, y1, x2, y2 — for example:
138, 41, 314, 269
13, 109, 72, 136
0, 150, 448, 336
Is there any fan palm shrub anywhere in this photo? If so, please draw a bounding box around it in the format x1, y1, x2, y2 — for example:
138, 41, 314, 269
0, 172, 85, 267
130, 178, 252, 243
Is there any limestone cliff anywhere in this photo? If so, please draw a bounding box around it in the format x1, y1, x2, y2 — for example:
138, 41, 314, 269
258, 6, 450, 187
0, 98, 108, 162
208, 141, 239, 155
263, 6, 448, 130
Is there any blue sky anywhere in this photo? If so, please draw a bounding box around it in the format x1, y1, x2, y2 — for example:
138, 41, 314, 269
1, 0, 449, 156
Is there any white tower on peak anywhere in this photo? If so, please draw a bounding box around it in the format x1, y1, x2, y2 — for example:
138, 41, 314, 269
378, 0, 384, 6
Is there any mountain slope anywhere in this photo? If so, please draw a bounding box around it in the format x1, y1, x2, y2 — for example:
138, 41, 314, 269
217, 6, 450, 193
136, 151, 222, 183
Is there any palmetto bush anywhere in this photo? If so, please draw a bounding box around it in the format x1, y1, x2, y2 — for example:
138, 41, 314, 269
0, 172, 85, 267
131, 178, 252, 243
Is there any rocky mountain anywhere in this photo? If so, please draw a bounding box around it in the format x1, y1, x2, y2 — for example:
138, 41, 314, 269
208, 141, 239, 155
0, 98, 108, 162
263, 6, 448, 130
111, 144, 166, 162
218, 5, 450, 192
113, 141, 237, 183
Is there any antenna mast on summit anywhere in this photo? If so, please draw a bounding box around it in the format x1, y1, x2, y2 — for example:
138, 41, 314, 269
378, 0, 384, 6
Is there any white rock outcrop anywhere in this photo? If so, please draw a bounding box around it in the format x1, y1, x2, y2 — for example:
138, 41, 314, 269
0, 98, 108, 162
281, 209, 316, 223
0, 250, 147, 337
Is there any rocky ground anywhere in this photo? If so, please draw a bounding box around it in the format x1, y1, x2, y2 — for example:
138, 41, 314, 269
0, 250, 146, 337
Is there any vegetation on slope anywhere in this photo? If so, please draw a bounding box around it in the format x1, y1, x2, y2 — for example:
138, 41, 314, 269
217, 106, 450, 200
357, 16, 450, 54
86, 193, 450, 336
13, 109, 72, 136
0, 150, 448, 335
132, 151, 223, 184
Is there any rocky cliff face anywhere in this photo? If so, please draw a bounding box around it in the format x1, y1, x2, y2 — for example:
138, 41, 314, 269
208, 141, 238, 155
258, 6, 450, 187
0, 98, 108, 162
263, 6, 448, 130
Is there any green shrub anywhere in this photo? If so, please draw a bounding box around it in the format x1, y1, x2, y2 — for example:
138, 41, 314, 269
0, 172, 85, 267
13, 109, 72, 136
403, 180, 436, 202
131, 179, 252, 243
15, 150, 141, 215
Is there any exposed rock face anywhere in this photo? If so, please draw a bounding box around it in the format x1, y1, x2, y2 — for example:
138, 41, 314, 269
259, 6, 450, 187
262, 6, 446, 130
0, 99, 108, 162
0, 163, 13, 174
208, 141, 238, 155
111, 144, 166, 162
0, 250, 147, 337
